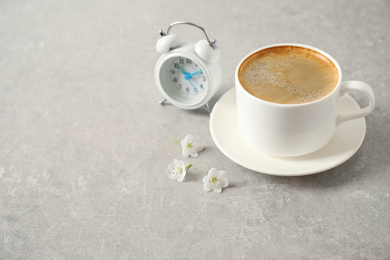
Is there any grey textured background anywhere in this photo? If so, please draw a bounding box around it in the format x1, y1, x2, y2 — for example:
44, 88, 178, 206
1, 0, 389, 259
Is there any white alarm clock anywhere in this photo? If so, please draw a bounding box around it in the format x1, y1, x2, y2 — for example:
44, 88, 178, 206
155, 21, 221, 112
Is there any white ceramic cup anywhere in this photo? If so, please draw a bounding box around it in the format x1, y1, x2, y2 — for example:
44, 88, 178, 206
236, 43, 375, 157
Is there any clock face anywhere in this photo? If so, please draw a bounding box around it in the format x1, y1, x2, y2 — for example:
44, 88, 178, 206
168, 56, 207, 96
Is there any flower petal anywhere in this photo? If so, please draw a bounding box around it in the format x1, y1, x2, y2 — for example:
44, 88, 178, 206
175, 159, 181, 166
202, 175, 210, 183
168, 172, 177, 179
182, 147, 190, 157
219, 178, 228, 188
177, 172, 186, 182
178, 160, 186, 169
189, 150, 199, 157
185, 134, 194, 141
203, 182, 213, 192
208, 168, 218, 177
216, 170, 226, 177
192, 144, 204, 152
213, 182, 222, 193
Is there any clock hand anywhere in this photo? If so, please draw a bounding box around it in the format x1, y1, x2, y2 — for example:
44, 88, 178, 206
178, 67, 188, 75
186, 78, 199, 93
189, 70, 202, 78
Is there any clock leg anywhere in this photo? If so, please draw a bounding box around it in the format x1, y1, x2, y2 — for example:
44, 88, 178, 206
204, 103, 211, 115
159, 98, 167, 105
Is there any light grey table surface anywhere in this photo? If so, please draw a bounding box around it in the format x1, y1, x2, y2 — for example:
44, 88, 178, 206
1, 0, 389, 259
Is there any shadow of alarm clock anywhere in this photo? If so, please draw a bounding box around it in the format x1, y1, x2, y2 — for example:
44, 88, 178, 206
154, 21, 221, 113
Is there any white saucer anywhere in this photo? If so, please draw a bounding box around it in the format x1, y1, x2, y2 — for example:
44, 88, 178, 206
209, 88, 366, 176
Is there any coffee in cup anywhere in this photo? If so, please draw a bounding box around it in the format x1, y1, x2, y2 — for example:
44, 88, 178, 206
238, 45, 339, 104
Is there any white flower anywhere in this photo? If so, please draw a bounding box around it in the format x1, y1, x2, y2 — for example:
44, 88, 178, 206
202, 168, 228, 193
180, 134, 203, 157
168, 159, 190, 182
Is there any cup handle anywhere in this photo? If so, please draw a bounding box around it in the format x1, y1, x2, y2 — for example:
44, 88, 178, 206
336, 81, 375, 126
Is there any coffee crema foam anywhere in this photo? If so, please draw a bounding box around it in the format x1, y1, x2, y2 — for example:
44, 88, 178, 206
238, 46, 339, 104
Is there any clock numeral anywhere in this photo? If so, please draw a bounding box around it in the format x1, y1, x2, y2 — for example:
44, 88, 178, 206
174, 63, 179, 68
200, 84, 204, 89
179, 58, 184, 64
178, 84, 182, 89
186, 87, 190, 93
202, 76, 206, 82
170, 69, 175, 75
186, 59, 192, 64
173, 77, 177, 83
